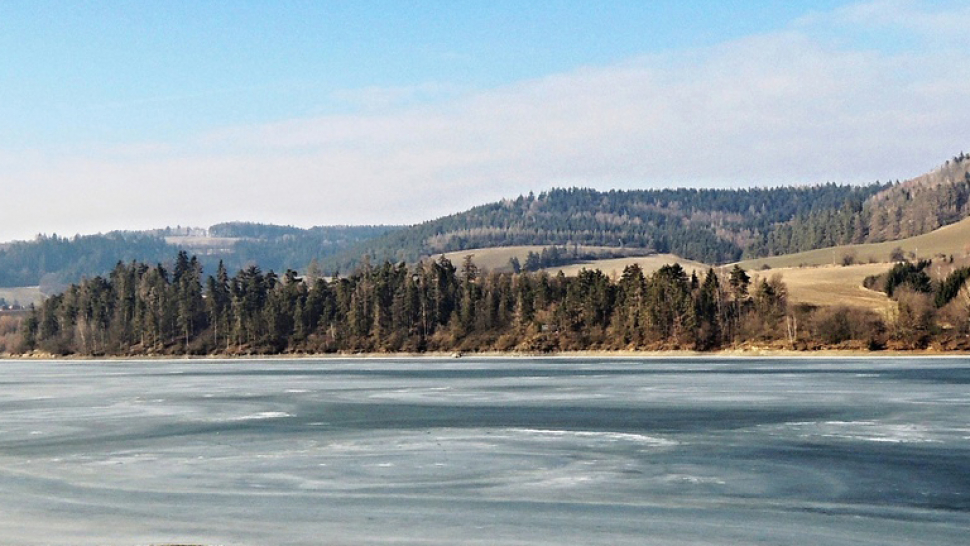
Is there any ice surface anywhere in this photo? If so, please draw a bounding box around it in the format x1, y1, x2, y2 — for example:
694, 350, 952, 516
0, 357, 968, 545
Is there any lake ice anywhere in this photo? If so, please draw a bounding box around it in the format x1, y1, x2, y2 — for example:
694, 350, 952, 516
0, 357, 968, 545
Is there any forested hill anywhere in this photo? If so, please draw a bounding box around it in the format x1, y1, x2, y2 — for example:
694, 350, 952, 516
3, 153, 968, 287
320, 153, 970, 273
0, 224, 399, 288
204, 223, 400, 274
319, 183, 888, 273
0, 232, 173, 291
748, 154, 970, 256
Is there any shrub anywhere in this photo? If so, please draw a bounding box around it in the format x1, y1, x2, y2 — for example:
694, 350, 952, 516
812, 306, 886, 346
890, 247, 907, 262
893, 288, 935, 348
884, 260, 932, 297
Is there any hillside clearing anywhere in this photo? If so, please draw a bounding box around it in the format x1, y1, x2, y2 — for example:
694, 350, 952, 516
547, 254, 710, 278
443, 246, 892, 313
738, 215, 970, 269
165, 236, 240, 250
438, 246, 647, 272
749, 263, 895, 315
531, 252, 893, 314
0, 286, 45, 306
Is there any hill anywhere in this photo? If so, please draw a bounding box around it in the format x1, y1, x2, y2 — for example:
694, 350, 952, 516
2, 152, 967, 292
749, 264, 894, 315
0, 286, 45, 307
439, 245, 624, 272
0, 232, 175, 289
747, 154, 970, 257
545, 254, 710, 278
316, 154, 964, 276
492, 248, 891, 313
737, 214, 970, 269
0, 224, 400, 288
320, 183, 889, 274
207, 224, 401, 274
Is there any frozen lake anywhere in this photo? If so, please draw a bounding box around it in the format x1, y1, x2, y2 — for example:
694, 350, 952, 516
0, 357, 968, 545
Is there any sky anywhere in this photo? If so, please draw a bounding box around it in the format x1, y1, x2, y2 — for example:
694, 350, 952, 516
1, 0, 968, 242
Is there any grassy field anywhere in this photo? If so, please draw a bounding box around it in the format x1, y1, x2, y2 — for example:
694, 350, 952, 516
737, 216, 970, 269
547, 254, 710, 278
440, 245, 891, 312
748, 263, 894, 314
438, 246, 641, 272
0, 286, 45, 306
165, 236, 239, 250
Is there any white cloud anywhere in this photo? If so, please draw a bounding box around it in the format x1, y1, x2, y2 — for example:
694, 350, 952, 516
818, 0, 970, 35
329, 82, 467, 112
3, 0, 968, 242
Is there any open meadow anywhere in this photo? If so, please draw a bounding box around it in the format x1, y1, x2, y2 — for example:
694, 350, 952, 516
439, 245, 649, 272
0, 286, 44, 306
737, 216, 970, 270
547, 254, 710, 278
749, 263, 895, 314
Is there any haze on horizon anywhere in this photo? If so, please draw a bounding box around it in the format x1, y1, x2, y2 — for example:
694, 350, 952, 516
1, 0, 968, 243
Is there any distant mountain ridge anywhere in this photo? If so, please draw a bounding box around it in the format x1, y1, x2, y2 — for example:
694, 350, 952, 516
321, 152, 966, 274
318, 183, 890, 273
0, 224, 400, 288
0, 152, 966, 288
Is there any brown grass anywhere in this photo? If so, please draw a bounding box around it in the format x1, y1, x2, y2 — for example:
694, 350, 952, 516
438, 246, 644, 272
0, 286, 44, 306
548, 255, 893, 313
164, 236, 239, 249
438, 246, 712, 280
548, 254, 710, 278
737, 215, 970, 269
749, 263, 895, 315
440, 248, 892, 313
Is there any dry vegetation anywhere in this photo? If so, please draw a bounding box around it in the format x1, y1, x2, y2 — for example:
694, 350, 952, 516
547, 254, 709, 278
0, 286, 44, 306
164, 236, 239, 250
445, 245, 894, 313
440, 246, 709, 278
461, 246, 893, 313
0, 314, 23, 353
738, 215, 970, 269
438, 245, 640, 272
439, 246, 549, 271
749, 264, 895, 315
544, 254, 902, 315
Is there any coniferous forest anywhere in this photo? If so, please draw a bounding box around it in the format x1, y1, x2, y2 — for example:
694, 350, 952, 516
14, 249, 970, 357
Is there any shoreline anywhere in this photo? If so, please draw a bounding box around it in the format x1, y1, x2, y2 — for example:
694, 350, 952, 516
4, 347, 970, 360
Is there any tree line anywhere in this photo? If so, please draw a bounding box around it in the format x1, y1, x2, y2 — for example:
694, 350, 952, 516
14, 250, 969, 357
509, 245, 642, 273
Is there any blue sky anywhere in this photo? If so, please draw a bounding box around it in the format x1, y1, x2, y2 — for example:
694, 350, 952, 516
1, 0, 968, 241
